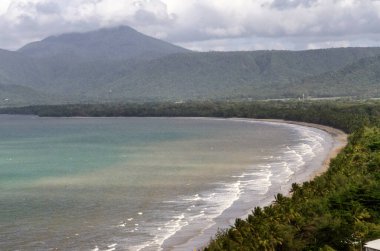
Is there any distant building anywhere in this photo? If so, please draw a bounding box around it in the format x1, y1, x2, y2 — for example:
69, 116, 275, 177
365, 239, 380, 251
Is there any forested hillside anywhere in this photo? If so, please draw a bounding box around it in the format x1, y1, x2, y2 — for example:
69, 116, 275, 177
0, 84, 51, 105
98, 48, 380, 101
295, 55, 380, 98
1, 26, 380, 105
19, 26, 188, 61
0, 49, 45, 88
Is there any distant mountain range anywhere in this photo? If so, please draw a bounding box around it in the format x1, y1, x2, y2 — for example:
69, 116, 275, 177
1, 25, 380, 106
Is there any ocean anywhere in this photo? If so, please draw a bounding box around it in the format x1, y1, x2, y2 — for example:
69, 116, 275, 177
0, 116, 333, 250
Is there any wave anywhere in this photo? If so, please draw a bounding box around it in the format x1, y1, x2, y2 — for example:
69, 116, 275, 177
127, 181, 242, 250
122, 120, 331, 251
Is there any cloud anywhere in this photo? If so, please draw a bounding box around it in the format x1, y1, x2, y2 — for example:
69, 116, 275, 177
1, 0, 380, 51
35, 1, 60, 14
269, 0, 318, 9
163, 0, 380, 39
155, 0, 380, 50
0, 0, 176, 49
179, 34, 380, 52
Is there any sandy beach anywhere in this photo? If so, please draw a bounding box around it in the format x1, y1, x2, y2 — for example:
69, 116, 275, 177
165, 118, 348, 251
255, 119, 348, 178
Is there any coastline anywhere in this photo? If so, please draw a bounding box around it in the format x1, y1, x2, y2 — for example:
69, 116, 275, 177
254, 119, 348, 179
0, 115, 348, 250
164, 118, 348, 251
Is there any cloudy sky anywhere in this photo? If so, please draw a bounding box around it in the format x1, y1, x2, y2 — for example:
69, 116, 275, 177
1, 0, 380, 51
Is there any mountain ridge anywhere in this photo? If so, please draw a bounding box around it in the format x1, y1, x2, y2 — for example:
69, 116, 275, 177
1, 26, 380, 106
94, 48, 380, 101
295, 55, 380, 98
18, 26, 189, 61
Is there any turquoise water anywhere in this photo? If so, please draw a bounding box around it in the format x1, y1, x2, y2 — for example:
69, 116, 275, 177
0, 116, 333, 250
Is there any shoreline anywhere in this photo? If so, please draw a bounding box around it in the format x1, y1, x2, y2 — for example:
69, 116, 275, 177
0, 115, 348, 250
165, 118, 348, 251
253, 119, 348, 179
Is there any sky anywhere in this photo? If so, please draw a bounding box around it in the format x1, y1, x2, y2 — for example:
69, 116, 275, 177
1, 0, 380, 51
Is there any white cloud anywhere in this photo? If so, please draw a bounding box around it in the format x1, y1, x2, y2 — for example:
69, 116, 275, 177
0, 0, 12, 15
1, 0, 380, 51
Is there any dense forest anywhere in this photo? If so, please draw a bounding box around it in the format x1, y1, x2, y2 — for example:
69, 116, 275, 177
2, 26, 380, 105
2, 99, 380, 133
1, 100, 380, 250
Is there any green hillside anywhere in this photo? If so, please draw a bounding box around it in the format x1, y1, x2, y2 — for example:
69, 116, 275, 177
294, 55, 380, 98
0, 49, 46, 87
1, 26, 380, 104
0, 84, 51, 107
19, 26, 188, 61
98, 48, 380, 101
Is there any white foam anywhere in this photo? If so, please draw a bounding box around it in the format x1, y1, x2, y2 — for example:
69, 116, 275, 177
237, 165, 273, 195
124, 119, 330, 251
183, 194, 201, 202
127, 179, 243, 251
281, 124, 328, 180
128, 213, 188, 251
104, 243, 117, 251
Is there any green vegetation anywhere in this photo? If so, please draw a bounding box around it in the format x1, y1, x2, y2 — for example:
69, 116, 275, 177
297, 55, 380, 98
0, 83, 56, 106
95, 48, 380, 101
2, 100, 380, 250
2, 30, 380, 105
2, 100, 380, 132
205, 127, 380, 251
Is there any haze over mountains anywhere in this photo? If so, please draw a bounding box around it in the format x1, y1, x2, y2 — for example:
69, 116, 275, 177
1, 25, 380, 106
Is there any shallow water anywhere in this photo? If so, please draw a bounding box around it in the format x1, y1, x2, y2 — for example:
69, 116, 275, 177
0, 116, 333, 250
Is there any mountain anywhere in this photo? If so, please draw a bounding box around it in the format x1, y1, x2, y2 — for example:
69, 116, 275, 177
14, 26, 189, 97
294, 55, 380, 98
0, 49, 45, 87
18, 44, 380, 101
19, 26, 188, 62
88, 48, 380, 101
0, 49, 53, 106
1, 25, 380, 105
0, 83, 51, 107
